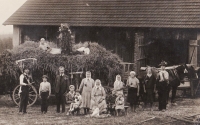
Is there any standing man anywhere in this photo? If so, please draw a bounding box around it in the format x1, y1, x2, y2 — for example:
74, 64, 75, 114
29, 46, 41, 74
55, 66, 69, 113
19, 67, 32, 114
157, 61, 169, 112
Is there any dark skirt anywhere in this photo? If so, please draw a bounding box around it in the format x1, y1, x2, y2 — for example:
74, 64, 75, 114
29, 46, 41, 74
145, 89, 154, 104
127, 87, 138, 105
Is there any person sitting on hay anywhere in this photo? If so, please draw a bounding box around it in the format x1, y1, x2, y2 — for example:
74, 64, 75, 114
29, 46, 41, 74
39, 38, 62, 54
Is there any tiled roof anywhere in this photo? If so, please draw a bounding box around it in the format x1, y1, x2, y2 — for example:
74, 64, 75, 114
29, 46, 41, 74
3, 0, 200, 28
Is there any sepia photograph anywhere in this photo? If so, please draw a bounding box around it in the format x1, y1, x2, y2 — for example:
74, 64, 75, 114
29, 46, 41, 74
0, 0, 200, 124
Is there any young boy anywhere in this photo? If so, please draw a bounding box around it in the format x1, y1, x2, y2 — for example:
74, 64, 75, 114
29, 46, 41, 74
68, 90, 82, 114
65, 85, 76, 104
39, 75, 51, 114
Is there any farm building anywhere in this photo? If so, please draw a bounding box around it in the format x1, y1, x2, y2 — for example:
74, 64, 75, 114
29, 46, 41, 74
3, 0, 200, 72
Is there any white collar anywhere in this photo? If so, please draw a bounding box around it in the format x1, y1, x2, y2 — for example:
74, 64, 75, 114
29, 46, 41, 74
60, 74, 64, 76
95, 86, 102, 90
69, 91, 75, 95
147, 74, 152, 77
86, 78, 91, 80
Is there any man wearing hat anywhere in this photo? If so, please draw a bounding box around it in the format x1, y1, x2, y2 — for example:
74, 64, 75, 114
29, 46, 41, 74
55, 66, 69, 113
19, 67, 32, 114
157, 61, 169, 112
39, 75, 51, 114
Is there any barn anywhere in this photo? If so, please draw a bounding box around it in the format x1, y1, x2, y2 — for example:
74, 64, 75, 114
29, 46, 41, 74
3, 0, 200, 73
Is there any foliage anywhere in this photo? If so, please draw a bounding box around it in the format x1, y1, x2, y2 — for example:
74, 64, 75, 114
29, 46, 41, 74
0, 34, 12, 53
0, 41, 123, 93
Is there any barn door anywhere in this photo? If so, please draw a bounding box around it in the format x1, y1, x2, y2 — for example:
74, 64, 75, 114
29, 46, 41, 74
135, 33, 147, 73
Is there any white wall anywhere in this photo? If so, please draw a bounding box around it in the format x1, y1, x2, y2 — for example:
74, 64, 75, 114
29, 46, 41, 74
13, 25, 21, 47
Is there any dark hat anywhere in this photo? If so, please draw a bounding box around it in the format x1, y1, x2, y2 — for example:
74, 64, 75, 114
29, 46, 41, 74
159, 60, 167, 66
23, 67, 29, 71
42, 75, 48, 79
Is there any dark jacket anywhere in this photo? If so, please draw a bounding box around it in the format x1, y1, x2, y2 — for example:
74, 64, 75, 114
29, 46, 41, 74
143, 75, 156, 90
55, 74, 69, 94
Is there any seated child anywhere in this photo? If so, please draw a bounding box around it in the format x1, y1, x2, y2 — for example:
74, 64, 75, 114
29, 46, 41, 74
68, 90, 82, 113
65, 85, 76, 104
115, 91, 124, 116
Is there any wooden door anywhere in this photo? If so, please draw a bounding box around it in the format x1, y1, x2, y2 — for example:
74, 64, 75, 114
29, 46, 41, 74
135, 33, 147, 73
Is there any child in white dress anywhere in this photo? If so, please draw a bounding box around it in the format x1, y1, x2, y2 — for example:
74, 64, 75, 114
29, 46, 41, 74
115, 91, 124, 116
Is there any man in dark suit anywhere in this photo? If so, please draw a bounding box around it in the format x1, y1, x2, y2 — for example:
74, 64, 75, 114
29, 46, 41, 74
55, 66, 69, 113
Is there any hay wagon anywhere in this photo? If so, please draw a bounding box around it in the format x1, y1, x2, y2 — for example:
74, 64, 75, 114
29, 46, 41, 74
12, 58, 86, 107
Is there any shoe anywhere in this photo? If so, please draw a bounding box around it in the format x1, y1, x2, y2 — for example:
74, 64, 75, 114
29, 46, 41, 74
23, 112, 27, 114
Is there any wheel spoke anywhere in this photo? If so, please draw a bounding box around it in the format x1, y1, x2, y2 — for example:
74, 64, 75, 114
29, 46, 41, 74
29, 97, 34, 102
14, 94, 20, 99
29, 95, 36, 97
15, 97, 20, 100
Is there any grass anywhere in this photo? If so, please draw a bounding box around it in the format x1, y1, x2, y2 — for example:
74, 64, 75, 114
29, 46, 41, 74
0, 96, 200, 125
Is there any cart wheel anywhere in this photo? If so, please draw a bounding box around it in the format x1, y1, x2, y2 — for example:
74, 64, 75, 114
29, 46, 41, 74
12, 85, 38, 107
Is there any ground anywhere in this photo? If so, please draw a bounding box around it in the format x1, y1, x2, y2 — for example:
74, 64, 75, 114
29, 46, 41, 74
0, 95, 200, 125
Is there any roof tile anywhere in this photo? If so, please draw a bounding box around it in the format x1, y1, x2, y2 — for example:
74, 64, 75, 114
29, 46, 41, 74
3, 0, 200, 28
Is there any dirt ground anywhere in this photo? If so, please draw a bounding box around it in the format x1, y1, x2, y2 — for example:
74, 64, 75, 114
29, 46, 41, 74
0, 94, 200, 125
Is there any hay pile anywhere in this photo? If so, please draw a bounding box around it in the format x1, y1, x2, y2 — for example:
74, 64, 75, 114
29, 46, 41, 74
0, 41, 123, 93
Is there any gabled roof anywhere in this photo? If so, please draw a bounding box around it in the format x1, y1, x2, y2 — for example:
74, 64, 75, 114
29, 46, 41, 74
3, 0, 200, 28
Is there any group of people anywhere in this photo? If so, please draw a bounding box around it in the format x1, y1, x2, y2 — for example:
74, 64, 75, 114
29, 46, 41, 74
18, 60, 171, 116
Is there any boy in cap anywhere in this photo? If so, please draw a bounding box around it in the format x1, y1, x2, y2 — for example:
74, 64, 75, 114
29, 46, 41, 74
65, 85, 76, 104
39, 75, 51, 114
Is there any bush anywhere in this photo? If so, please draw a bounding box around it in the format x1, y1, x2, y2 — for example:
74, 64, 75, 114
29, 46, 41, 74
0, 41, 123, 93
0, 34, 13, 53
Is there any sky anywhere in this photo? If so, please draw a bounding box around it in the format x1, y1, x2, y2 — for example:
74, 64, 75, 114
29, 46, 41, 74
0, 0, 27, 34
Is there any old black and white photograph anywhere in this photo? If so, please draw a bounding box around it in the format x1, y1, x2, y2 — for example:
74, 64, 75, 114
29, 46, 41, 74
0, 0, 200, 124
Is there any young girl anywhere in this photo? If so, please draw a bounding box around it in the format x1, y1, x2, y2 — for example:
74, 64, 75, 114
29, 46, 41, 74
127, 71, 140, 112
39, 75, 51, 114
69, 90, 82, 113
115, 91, 124, 116
79, 71, 95, 115
143, 66, 156, 111
113, 75, 124, 95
